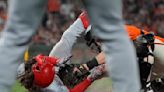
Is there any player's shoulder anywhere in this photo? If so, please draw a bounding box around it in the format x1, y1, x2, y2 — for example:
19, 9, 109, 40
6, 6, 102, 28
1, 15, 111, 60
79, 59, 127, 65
125, 25, 141, 40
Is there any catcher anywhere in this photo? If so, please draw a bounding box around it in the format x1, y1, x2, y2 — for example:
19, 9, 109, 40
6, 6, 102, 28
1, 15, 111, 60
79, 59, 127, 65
84, 24, 164, 92
17, 12, 105, 92
125, 25, 164, 92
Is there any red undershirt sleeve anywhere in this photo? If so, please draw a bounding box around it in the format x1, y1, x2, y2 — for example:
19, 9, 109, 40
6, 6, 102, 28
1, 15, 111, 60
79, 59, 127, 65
68, 78, 91, 92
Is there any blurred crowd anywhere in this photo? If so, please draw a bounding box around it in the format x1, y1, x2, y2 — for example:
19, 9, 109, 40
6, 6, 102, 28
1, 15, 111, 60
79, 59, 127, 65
0, 0, 164, 45
123, 0, 164, 37
29, 0, 83, 45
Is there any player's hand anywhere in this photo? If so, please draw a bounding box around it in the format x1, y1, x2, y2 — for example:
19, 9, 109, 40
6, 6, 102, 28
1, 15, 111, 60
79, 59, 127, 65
73, 64, 89, 76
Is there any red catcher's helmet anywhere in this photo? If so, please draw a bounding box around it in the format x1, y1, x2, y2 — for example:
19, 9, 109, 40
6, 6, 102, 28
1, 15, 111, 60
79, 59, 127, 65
32, 54, 58, 88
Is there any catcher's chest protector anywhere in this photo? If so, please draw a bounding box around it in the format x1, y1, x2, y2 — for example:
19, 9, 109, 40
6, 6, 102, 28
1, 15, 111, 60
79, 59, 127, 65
135, 33, 155, 89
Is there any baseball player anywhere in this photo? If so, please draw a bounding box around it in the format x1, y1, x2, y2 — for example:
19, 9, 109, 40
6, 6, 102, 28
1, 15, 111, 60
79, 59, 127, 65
17, 12, 105, 92
84, 24, 164, 91
125, 25, 164, 64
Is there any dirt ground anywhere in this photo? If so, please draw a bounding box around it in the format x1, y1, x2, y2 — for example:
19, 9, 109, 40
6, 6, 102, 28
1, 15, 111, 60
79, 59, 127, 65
151, 59, 164, 80
85, 77, 112, 92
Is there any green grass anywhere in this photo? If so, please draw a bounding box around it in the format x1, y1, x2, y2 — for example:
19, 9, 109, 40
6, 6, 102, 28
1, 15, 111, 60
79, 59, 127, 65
12, 81, 27, 92
12, 77, 112, 92
86, 77, 112, 92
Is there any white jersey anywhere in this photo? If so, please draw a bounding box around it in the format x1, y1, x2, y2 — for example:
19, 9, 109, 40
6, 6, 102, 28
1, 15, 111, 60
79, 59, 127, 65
44, 18, 86, 92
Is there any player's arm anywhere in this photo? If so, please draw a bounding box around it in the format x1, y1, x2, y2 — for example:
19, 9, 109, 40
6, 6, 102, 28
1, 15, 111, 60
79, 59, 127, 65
49, 12, 89, 58
72, 52, 105, 75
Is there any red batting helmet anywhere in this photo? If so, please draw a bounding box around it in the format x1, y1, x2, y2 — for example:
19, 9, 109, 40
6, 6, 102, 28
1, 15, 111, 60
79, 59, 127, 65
32, 54, 58, 88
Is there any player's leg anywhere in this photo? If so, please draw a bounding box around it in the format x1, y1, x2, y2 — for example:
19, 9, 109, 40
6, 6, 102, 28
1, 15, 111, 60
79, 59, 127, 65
83, 0, 140, 92
0, 0, 47, 91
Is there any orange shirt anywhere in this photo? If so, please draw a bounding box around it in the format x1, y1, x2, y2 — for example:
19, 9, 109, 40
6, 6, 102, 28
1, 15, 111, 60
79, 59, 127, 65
125, 25, 164, 42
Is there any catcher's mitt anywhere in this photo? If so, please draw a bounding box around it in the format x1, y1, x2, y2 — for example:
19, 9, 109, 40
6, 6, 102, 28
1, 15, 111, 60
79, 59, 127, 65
57, 64, 90, 88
